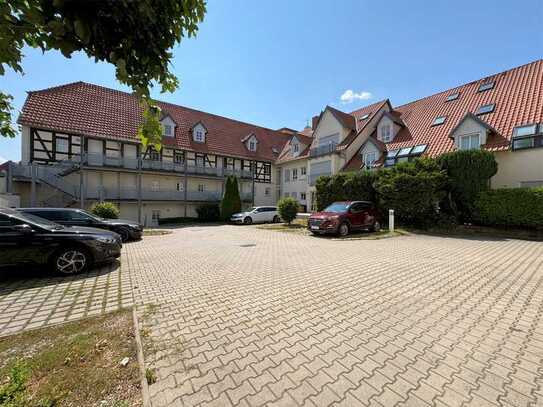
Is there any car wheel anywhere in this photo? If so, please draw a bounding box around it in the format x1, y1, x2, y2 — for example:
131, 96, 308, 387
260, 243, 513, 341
244, 216, 253, 225
371, 221, 381, 232
273, 215, 281, 223
51, 247, 89, 275
338, 222, 350, 237
117, 227, 130, 242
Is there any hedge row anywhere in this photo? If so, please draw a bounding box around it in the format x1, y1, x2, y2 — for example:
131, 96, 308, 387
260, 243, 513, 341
473, 188, 543, 229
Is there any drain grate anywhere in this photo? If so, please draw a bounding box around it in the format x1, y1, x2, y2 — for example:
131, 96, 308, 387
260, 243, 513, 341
239, 244, 256, 248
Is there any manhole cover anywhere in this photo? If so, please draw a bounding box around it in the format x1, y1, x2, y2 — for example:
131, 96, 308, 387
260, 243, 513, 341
239, 244, 256, 247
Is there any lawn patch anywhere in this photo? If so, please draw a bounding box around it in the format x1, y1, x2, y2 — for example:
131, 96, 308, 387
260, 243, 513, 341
0, 309, 141, 407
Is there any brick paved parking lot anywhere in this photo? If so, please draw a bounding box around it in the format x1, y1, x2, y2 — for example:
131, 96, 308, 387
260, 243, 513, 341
1, 225, 543, 407
126, 226, 543, 407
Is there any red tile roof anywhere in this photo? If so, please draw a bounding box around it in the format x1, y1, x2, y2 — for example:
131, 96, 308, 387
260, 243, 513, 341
376, 59, 543, 157
276, 132, 314, 164
337, 100, 389, 150
18, 82, 291, 162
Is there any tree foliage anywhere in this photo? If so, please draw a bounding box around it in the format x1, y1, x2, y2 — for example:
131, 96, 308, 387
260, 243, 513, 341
277, 197, 299, 225
373, 158, 448, 227
438, 150, 498, 221
90, 201, 119, 219
315, 171, 376, 211
220, 176, 241, 220
0, 0, 206, 146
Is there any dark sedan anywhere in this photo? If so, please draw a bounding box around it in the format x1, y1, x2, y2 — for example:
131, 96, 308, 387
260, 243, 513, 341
19, 208, 143, 242
0, 208, 122, 275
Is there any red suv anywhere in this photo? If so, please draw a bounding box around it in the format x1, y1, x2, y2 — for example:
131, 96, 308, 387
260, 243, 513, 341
308, 201, 380, 236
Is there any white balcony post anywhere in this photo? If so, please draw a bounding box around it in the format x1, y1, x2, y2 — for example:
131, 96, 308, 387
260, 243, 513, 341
389, 209, 395, 233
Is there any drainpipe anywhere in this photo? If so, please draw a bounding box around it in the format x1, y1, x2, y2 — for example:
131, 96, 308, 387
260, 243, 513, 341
79, 152, 85, 209
137, 153, 142, 223
183, 158, 188, 217
252, 163, 255, 206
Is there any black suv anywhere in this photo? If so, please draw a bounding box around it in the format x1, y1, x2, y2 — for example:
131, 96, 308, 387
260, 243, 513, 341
0, 208, 122, 275
19, 208, 143, 242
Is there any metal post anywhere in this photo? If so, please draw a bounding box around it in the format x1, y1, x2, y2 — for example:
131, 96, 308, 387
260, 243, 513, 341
137, 154, 142, 224
389, 209, 395, 233
30, 163, 36, 207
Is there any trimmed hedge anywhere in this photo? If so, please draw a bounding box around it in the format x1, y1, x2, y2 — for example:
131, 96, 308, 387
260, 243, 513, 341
439, 150, 497, 221
90, 201, 119, 219
315, 171, 376, 211
196, 203, 221, 222
473, 187, 543, 229
374, 158, 448, 227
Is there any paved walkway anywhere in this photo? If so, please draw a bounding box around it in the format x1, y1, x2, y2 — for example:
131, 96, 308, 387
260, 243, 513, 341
1, 225, 543, 406
125, 226, 543, 407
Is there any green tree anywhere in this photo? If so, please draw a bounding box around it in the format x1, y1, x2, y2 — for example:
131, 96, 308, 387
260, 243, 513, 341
315, 171, 376, 211
90, 202, 119, 219
0, 0, 206, 148
438, 150, 498, 221
220, 176, 241, 220
374, 158, 448, 227
277, 197, 299, 225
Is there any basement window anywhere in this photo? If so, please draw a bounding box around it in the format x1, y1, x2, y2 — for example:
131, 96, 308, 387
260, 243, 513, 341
478, 81, 495, 92
476, 104, 495, 115
432, 116, 447, 126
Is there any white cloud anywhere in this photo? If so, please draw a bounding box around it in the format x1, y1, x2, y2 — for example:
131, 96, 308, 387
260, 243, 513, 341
340, 89, 372, 104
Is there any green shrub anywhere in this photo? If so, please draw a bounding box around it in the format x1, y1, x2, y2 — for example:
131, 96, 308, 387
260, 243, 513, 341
315, 171, 376, 211
90, 201, 119, 219
473, 187, 543, 229
196, 204, 221, 222
439, 150, 498, 221
220, 176, 242, 220
277, 197, 299, 224
374, 158, 448, 227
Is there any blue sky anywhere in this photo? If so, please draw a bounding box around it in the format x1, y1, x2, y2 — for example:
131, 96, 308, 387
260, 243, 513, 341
1, 0, 542, 162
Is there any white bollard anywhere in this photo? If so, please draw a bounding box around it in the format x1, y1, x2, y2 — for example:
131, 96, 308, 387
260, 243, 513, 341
389, 209, 395, 233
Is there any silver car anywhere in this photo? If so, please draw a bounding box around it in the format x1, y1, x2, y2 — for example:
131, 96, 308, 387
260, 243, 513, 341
230, 207, 281, 224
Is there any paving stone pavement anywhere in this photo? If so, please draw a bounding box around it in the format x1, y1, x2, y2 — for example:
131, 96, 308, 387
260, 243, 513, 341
0, 260, 133, 335
125, 226, 543, 407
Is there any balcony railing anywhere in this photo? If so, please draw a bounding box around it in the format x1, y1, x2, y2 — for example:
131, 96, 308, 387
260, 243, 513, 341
85, 187, 224, 201
309, 143, 338, 158
83, 153, 253, 178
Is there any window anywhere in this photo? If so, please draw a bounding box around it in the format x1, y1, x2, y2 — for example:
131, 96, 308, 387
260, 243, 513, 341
265, 187, 271, 196
478, 81, 495, 92
291, 192, 298, 199
476, 104, 495, 115
196, 156, 204, 167
363, 152, 377, 168
151, 181, 160, 191
55, 138, 69, 153
284, 169, 291, 182
249, 140, 256, 151
292, 168, 298, 180
512, 124, 541, 150
410, 144, 427, 155
398, 147, 413, 157
151, 210, 160, 223
293, 143, 299, 153
195, 130, 204, 142
163, 124, 173, 136
176, 182, 184, 192
380, 124, 392, 142
198, 184, 205, 192
174, 151, 184, 164
432, 116, 446, 126
147, 148, 160, 161
459, 134, 481, 150
300, 192, 306, 201
446, 92, 460, 102
359, 113, 370, 120
301, 167, 306, 176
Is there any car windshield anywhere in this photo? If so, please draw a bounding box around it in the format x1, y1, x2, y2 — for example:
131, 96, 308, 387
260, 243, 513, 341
16, 212, 64, 230
250, 207, 258, 212
323, 203, 349, 213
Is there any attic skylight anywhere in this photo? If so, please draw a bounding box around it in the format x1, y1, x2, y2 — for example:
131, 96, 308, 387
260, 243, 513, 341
446, 92, 459, 102
398, 147, 413, 157
432, 116, 447, 126
410, 144, 427, 155
476, 103, 495, 115
359, 113, 370, 120
478, 81, 495, 92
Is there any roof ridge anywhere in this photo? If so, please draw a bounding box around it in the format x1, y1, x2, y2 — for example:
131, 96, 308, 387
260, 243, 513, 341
28, 81, 289, 137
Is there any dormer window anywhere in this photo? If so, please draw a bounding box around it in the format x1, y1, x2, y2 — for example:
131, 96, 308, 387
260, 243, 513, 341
192, 122, 207, 143
249, 140, 256, 151
380, 124, 392, 142
164, 124, 172, 136
160, 115, 176, 137
293, 143, 299, 153
244, 134, 258, 151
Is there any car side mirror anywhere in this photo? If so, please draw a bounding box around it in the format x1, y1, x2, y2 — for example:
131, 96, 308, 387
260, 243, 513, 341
13, 224, 33, 234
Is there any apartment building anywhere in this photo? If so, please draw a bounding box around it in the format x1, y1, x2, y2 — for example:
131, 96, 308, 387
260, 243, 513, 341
1, 60, 542, 219
278, 60, 543, 210
4, 82, 291, 225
